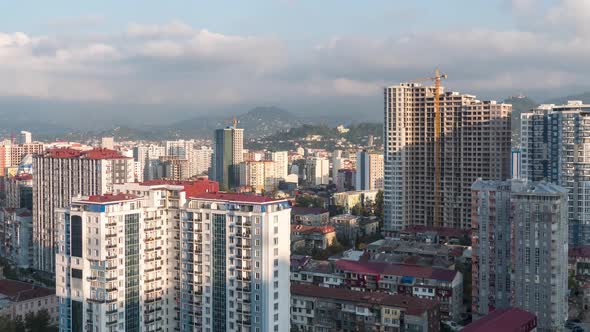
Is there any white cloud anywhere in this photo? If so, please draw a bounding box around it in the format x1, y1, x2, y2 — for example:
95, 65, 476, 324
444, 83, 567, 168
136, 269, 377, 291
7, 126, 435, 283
1, 8, 590, 107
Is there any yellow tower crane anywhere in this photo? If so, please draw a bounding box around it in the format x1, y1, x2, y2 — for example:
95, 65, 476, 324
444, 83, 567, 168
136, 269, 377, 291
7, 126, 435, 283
409, 69, 448, 228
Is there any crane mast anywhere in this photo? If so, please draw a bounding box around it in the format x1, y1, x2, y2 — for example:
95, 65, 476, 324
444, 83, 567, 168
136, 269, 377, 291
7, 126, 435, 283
409, 70, 447, 228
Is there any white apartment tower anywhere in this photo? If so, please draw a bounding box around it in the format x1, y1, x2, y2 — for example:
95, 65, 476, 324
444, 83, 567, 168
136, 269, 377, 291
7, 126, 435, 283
56, 194, 145, 332
239, 160, 278, 193
181, 193, 291, 332
33, 148, 134, 273
355, 150, 384, 191
384, 83, 511, 232
265, 151, 289, 182
305, 157, 329, 186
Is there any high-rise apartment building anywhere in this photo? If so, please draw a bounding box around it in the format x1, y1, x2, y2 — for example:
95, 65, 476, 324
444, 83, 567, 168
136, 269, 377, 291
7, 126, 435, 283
305, 157, 329, 186
384, 83, 511, 232
33, 148, 133, 272
0, 141, 44, 176
239, 160, 277, 193
193, 146, 213, 177
355, 150, 384, 191
521, 101, 590, 245
265, 151, 288, 182
180, 193, 291, 332
101, 136, 114, 150
471, 179, 568, 331
211, 126, 244, 190
133, 144, 166, 182
56, 179, 219, 332
511, 181, 568, 332
56, 194, 145, 332
19, 131, 32, 144
471, 180, 514, 317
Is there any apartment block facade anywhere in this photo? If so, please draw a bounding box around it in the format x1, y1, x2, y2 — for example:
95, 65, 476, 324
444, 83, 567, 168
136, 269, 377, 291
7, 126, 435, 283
211, 127, 244, 190
521, 101, 590, 246
181, 193, 291, 332
471, 179, 568, 331
355, 150, 384, 191
384, 83, 511, 232
33, 148, 134, 273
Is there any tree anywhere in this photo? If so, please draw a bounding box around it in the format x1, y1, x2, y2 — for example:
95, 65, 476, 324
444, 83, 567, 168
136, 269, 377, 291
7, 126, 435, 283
374, 190, 384, 219
0, 315, 26, 332
25, 310, 57, 332
295, 195, 324, 208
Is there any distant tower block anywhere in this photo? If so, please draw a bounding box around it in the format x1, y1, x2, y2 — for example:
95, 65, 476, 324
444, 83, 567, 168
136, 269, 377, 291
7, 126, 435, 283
101, 137, 114, 149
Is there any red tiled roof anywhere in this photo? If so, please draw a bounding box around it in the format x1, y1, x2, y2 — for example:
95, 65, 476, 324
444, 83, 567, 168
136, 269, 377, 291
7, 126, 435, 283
291, 206, 329, 215
139, 179, 219, 197
335, 259, 458, 282
43, 148, 128, 160
291, 283, 437, 316
0, 279, 54, 302
81, 193, 140, 203
190, 192, 284, 203
461, 308, 537, 332
570, 245, 590, 259
291, 224, 335, 235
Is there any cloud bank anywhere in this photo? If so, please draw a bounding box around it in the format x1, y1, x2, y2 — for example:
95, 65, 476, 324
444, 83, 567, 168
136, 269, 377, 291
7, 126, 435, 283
1, 1, 590, 110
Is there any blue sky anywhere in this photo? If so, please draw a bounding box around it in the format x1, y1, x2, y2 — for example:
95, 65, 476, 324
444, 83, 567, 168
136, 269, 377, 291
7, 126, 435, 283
3, 1, 515, 41
0, 0, 588, 124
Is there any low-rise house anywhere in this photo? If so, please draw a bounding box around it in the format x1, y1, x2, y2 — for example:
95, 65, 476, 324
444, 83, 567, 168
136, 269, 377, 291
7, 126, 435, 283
291, 207, 330, 225
290, 258, 343, 288
335, 259, 463, 321
330, 214, 359, 243
291, 225, 336, 251
291, 283, 440, 332
569, 245, 590, 276
0, 279, 57, 325
332, 190, 379, 213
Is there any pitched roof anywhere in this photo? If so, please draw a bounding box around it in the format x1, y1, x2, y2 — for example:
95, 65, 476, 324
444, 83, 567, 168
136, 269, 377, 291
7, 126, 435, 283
139, 179, 219, 197
461, 308, 537, 332
291, 283, 437, 316
335, 259, 458, 282
0, 279, 54, 302
291, 224, 335, 235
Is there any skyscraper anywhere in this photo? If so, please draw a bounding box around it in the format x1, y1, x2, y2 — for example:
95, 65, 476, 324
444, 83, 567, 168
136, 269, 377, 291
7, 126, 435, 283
471, 179, 568, 331
511, 181, 568, 331
265, 151, 288, 182
181, 193, 291, 331
355, 150, 384, 191
471, 180, 514, 317
305, 157, 329, 186
211, 125, 244, 190
56, 180, 219, 332
33, 148, 133, 272
383, 83, 511, 232
521, 101, 590, 245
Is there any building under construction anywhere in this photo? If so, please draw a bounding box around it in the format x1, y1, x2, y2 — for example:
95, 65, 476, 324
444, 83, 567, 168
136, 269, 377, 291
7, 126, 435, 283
384, 78, 511, 232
